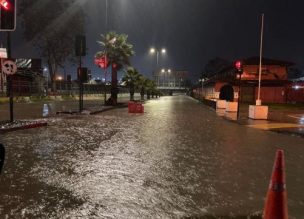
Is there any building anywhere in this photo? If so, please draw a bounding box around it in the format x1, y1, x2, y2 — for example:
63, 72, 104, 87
200, 57, 298, 103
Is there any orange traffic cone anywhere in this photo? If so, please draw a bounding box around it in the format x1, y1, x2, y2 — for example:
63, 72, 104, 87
263, 150, 288, 219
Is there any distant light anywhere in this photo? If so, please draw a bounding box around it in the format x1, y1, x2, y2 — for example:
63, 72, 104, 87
161, 69, 165, 73
168, 69, 171, 73
235, 60, 242, 71
57, 76, 63, 81
150, 48, 156, 54
161, 48, 166, 54
293, 85, 300, 90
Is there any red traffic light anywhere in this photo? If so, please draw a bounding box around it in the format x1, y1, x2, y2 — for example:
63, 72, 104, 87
0, 0, 16, 31
235, 60, 242, 71
94, 55, 109, 69
0, 0, 10, 10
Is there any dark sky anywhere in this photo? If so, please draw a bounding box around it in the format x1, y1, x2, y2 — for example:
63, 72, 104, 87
2, 0, 304, 81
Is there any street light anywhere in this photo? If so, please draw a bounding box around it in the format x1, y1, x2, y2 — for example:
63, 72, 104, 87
43, 67, 48, 94
199, 78, 206, 100
150, 47, 166, 86
57, 76, 63, 93
149, 47, 166, 67
160, 68, 172, 87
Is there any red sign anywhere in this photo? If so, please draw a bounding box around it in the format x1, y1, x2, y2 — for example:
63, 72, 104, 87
94, 55, 109, 69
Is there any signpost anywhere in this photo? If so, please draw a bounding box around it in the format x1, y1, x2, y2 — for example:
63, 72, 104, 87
1, 59, 17, 122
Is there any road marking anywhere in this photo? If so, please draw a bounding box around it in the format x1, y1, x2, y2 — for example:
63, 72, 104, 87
246, 123, 304, 130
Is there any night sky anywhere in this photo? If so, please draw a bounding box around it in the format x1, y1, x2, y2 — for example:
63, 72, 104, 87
1, 0, 304, 81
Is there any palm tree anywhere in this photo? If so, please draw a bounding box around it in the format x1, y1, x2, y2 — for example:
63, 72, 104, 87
95, 32, 134, 105
122, 67, 141, 101
145, 79, 157, 99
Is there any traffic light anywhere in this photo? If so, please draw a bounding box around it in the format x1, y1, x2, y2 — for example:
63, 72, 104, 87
0, 0, 16, 31
234, 60, 243, 74
94, 55, 109, 69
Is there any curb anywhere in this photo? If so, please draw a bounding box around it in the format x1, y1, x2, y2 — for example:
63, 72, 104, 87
0, 122, 48, 133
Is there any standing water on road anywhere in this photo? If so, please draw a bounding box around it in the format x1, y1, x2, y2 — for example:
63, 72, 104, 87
1, 95, 304, 218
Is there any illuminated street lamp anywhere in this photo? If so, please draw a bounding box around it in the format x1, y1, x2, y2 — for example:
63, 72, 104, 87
57, 76, 63, 92
199, 78, 206, 99
160, 68, 172, 87
150, 47, 167, 86
150, 47, 166, 67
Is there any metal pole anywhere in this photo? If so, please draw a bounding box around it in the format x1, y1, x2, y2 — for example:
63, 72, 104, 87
237, 74, 242, 119
104, 62, 107, 105
156, 51, 159, 68
257, 13, 264, 105
7, 32, 13, 122
106, 0, 108, 32
79, 56, 83, 112
104, 0, 108, 105
201, 79, 204, 99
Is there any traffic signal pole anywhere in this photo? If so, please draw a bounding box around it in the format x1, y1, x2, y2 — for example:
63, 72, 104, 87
7, 31, 13, 122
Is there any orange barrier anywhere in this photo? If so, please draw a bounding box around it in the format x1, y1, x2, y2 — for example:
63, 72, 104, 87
263, 150, 288, 219
128, 101, 144, 113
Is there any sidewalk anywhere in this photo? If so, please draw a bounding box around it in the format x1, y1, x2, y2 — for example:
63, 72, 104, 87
231, 104, 304, 137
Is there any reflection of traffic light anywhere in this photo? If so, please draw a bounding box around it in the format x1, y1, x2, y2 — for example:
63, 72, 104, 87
0, 0, 16, 31
234, 60, 243, 74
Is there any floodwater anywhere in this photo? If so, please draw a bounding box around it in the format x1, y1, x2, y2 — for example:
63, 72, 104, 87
1, 95, 304, 218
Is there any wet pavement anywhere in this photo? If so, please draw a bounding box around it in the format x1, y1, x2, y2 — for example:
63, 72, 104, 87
215, 103, 304, 138
1, 95, 304, 218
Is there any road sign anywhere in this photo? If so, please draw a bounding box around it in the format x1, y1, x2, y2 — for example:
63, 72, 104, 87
2, 59, 17, 75
0, 48, 7, 58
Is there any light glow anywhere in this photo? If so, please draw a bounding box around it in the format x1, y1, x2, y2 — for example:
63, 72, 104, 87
0, 0, 10, 10
150, 48, 156, 54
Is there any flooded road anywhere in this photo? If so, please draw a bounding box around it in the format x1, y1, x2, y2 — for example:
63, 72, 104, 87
1, 95, 304, 218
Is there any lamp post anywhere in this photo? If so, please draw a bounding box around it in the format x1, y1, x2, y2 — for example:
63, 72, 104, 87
57, 76, 63, 93
199, 78, 205, 100
150, 47, 166, 86
43, 67, 48, 95
161, 68, 171, 87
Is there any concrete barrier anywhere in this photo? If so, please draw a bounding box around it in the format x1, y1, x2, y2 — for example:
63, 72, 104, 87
249, 105, 268, 120
216, 100, 227, 110
225, 101, 238, 112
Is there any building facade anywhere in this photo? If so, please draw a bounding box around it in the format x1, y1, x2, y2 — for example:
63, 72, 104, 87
197, 57, 304, 103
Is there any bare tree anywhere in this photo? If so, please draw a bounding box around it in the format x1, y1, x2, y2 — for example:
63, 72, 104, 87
19, 0, 85, 91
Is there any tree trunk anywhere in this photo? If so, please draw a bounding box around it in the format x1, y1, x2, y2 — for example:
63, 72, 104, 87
47, 60, 57, 93
130, 84, 134, 100
140, 87, 145, 101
